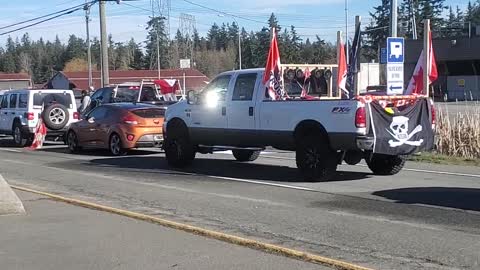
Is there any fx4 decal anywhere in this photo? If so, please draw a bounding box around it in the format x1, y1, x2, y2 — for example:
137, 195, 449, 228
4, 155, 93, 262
331, 107, 352, 114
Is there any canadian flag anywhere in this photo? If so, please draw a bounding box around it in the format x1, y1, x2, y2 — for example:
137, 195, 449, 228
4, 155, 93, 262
337, 36, 348, 98
262, 28, 285, 100
27, 117, 47, 150
404, 27, 438, 95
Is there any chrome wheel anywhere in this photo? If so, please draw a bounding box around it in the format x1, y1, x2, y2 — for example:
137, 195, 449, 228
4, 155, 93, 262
49, 108, 66, 125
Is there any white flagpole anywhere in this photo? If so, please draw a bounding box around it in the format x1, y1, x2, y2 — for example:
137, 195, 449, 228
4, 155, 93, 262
423, 19, 430, 97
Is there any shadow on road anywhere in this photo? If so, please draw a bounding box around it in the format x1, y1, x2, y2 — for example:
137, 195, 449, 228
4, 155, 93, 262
38, 147, 160, 156
89, 156, 372, 183
374, 187, 480, 212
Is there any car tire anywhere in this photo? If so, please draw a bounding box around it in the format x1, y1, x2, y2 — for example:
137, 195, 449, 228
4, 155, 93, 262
12, 122, 30, 147
295, 132, 337, 182
67, 131, 82, 153
367, 154, 406, 175
43, 103, 69, 130
232, 150, 261, 162
109, 133, 128, 156
164, 122, 195, 168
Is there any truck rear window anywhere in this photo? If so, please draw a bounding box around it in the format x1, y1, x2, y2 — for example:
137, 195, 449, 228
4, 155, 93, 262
116, 86, 162, 102
33, 93, 72, 107
131, 108, 165, 118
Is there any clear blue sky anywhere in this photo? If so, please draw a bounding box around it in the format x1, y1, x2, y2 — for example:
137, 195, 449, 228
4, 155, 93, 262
0, 0, 470, 46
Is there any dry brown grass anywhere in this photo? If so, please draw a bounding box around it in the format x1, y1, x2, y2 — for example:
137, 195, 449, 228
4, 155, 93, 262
435, 107, 480, 159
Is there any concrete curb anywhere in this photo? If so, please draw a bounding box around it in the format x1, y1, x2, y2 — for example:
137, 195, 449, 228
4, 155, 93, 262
12, 185, 373, 270
0, 175, 25, 215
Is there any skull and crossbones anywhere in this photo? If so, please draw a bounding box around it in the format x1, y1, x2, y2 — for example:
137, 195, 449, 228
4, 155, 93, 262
387, 116, 424, 147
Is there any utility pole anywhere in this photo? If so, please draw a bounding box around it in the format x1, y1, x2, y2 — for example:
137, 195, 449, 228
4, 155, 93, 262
84, 0, 93, 89
99, 0, 109, 87
236, 20, 242, 70
390, 0, 398, 37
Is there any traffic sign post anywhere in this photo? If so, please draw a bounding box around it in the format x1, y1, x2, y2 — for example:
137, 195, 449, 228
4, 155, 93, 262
386, 37, 405, 95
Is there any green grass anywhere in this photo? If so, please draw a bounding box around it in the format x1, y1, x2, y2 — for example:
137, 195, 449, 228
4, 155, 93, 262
409, 152, 480, 167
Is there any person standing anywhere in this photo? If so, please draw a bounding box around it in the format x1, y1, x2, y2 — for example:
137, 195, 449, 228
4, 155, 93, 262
78, 90, 91, 113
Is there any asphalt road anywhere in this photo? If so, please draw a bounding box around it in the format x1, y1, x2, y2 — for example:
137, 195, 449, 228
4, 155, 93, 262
0, 138, 479, 269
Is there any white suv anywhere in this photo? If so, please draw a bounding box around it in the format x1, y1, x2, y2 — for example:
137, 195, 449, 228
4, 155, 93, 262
0, 89, 80, 147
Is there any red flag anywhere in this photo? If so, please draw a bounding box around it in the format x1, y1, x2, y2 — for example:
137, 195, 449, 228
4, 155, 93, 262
337, 37, 348, 98
263, 28, 284, 100
154, 79, 180, 94
405, 26, 438, 95
27, 118, 47, 150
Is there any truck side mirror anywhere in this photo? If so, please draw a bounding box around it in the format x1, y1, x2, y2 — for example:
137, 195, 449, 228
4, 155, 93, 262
187, 90, 197, 105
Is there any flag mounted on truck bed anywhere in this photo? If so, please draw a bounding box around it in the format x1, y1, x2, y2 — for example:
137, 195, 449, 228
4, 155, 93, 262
367, 99, 434, 155
263, 28, 286, 100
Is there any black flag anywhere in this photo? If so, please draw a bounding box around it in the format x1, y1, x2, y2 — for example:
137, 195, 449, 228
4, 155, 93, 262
368, 99, 434, 156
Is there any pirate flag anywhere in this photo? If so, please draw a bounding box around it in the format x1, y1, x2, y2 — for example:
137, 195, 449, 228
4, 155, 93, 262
368, 99, 434, 156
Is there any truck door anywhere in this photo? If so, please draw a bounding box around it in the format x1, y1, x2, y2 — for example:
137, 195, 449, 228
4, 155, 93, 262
189, 74, 232, 145
226, 73, 260, 146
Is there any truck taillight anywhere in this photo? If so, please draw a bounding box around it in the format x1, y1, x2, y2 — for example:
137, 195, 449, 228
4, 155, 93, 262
355, 107, 366, 128
73, 112, 80, 120
26, 112, 35, 121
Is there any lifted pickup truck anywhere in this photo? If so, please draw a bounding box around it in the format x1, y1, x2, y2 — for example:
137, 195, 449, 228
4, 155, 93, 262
163, 68, 435, 181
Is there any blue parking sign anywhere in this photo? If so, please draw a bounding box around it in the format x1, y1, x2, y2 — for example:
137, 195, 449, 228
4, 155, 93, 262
387, 37, 404, 63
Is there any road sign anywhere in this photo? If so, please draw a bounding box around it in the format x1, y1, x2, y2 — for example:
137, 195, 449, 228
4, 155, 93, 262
380, 48, 387, 64
180, 59, 191, 69
387, 63, 404, 95
386, 37, 404, 63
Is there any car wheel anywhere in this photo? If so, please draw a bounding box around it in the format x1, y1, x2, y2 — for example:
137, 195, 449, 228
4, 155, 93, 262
109, 133, 127, 156
232, 150, 261, 162
67, 131, 82, 153
43, 103, 69, 130
295, 132, 337, 182
12, 123, 29, 147
367, 154, 406, 175
164, 122, 195, 168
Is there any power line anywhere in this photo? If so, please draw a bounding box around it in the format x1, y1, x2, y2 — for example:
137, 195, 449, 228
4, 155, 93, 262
0, 1, 94, 31
0, 6, 86, 36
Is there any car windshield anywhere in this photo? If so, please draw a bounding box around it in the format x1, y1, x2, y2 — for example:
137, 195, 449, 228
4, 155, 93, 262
115, 86, 162, 102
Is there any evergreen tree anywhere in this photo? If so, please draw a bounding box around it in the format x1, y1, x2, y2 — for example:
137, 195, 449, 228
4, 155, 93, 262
417, 0, 447, 37
364, 0, 390, 61
144, 16, 170, 70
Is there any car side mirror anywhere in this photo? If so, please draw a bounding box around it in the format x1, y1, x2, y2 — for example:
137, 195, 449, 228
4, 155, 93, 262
187, 90, 197, 105
87, 117, 95, 123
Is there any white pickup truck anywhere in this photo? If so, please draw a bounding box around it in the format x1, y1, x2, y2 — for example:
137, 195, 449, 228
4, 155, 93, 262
163, 68, 435, 181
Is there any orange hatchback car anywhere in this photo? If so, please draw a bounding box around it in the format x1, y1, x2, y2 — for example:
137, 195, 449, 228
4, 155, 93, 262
66, 103, 165, 155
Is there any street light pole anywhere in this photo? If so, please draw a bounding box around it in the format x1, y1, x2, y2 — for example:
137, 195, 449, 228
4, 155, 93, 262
233, 18, 242, 70
84, 0, 93, 89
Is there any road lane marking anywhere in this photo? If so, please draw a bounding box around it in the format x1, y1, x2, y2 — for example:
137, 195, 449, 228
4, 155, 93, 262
0, 148, 22, 153
259, 155, 480, 179
11, 184, 374, 270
